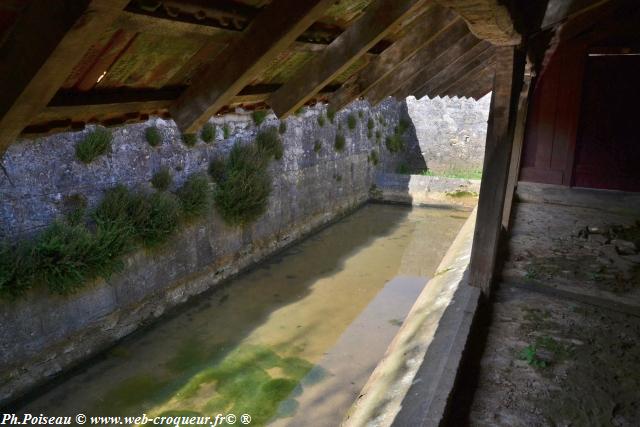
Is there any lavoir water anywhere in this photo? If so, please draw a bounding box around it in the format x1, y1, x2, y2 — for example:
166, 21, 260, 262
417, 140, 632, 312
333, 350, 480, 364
16, 204, 469, 426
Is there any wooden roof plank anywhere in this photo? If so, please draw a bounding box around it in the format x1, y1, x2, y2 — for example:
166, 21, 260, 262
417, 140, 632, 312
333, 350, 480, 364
440, 60, 494, 99
431, 49, 496, 97
267, 0, 428, 118
365, 21, 475, 105
0, 0, 128, 153
327, 5, 457, 111
170, 0, 335, 132
407, 40, 492, 98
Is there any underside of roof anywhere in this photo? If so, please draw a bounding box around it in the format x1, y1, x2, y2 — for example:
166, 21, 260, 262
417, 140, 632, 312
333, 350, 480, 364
0, 0, 615, 143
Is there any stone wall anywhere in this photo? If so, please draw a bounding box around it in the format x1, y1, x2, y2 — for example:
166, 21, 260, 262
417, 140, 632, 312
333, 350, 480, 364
405, 94, 490, 174
0, 99, 409, 404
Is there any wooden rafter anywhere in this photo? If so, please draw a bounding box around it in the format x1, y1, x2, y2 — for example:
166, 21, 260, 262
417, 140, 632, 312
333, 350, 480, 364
327, 5, 457, 111
169, 0, 334, 133
410, 40, 492, 99
366, 21, 474, 105
267, 0, 428, 118
432, 50, 496, 97
0, 0, 129, 154
435, 0, 520, 45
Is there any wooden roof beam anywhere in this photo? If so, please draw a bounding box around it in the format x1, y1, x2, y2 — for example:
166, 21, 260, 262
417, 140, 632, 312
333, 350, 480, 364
439, 58, 495, 98
327, 5, 457, 111
435, 0, 520, 45
0, 0, 129, 154
267, 0, 428, 118
431, 49, 496, 97
366, 22, 476, 105
170, 0, 334, 133
408, 41, 492, 99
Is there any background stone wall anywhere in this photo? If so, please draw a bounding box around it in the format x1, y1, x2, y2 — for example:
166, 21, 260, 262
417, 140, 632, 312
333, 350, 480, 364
405, 94, 491, 174
0, 99, 410, 404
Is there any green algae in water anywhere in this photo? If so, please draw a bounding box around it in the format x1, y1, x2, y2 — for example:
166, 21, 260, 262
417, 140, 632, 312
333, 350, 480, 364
167, 345, 314, 425
99, 374, 171, 413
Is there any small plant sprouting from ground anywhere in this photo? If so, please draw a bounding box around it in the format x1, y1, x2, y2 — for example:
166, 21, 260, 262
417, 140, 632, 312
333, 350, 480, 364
326, 107, 336, 123
208, 158, 226, 184
151, 168, 172, 191
279, 121, 287, 134
223, 123, 231, 139
369, 149, 379, 166
313, 140, 322, 153
214, 144, 271, 227
317, 115, 326, 127
145, 126, 162, 147
177, 174, 210, 220
200, 122, 215, 143
76, 127, 112, 163
256, 127, 284, 160
347, 113, 357, 130
334, 133, 346, 152
520, 344, 547, 368
182, 133, 197, 147
252, 110, 268, 126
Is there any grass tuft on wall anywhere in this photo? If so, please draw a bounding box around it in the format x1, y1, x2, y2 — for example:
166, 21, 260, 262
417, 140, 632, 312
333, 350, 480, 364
76, 127, 112, 163
214, 144, 271, 227
182, 133, 197, 147
334, 133, 346, 152
200, 122, 216, 143
177, 174, 211, 220
252, 110, 268, 126
151, 168, 172, 191
256, 127, 283, 160
145, 126, 162, 147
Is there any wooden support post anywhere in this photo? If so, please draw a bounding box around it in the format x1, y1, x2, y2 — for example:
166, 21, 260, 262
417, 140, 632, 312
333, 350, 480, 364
0, 0, 129, 154
268, 0, 427, 118
468, 46, 526, 295
170, 0, 334, 133
501, 63, 533, 229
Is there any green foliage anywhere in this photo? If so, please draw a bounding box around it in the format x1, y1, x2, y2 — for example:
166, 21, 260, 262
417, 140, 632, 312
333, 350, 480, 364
223, 123, 231, 139
326, 107, 336, 123
446, 190, 478, 198
0, 242, 36, 299
396, 117, 411, 135
369, 149, 379, 166
151, 168, 172, 191
347, 113, 357, 130
375, 129, 382, 141
385, 133, 404, 153
63, 193, 88, 225
76, 127, 112, 163
358, 110, 364, 119
279, 121, 287, 134
214, 144, 271, 227
145, 126, 162, 147
367, 117, 374, 131
334, 133, 346, 152
294, 107, 304, 116
177, 174, 210, 220
317, 115, 326, 127
208, 158, 226, 184
335, 174, 342, 182
200, 122, 215, 143
422, 168, 483, 180
396, 163, 410, 174
313, 140, 322, 153
252, 110, 268, 126
182, 133, 197, 147
520, 344, 547, 368
256, 127, 283, 160
367, 129, 373, 139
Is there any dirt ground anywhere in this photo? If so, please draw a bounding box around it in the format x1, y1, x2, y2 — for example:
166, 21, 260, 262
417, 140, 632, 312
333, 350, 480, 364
465, 199, 640, 426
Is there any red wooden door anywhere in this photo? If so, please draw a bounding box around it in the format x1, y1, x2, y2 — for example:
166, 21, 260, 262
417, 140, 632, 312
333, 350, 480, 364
573, 54, 640, 191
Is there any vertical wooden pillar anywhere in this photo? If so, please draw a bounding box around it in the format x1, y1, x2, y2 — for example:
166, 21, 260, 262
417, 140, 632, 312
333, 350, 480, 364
469, 46, 526, 295
502, 64, 533, 230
